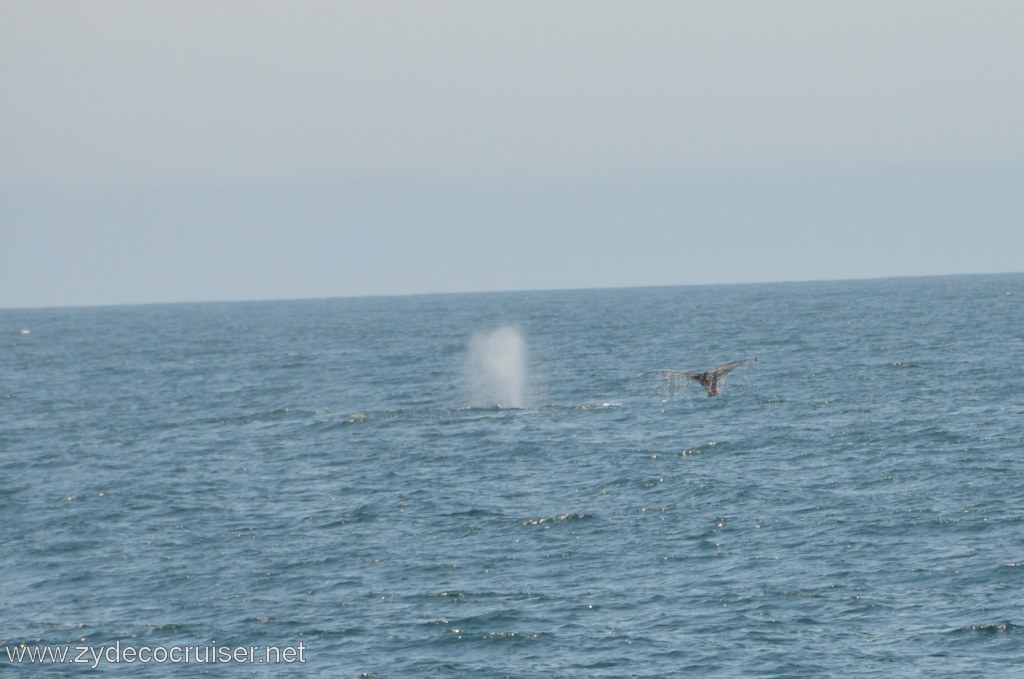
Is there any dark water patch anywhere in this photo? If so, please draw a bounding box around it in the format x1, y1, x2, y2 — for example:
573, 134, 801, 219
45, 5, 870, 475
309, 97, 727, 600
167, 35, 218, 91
312, 504, 379, 529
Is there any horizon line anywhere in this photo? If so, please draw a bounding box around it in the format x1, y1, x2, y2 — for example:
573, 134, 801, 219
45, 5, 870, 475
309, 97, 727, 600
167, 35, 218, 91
2, 270, 1021, 313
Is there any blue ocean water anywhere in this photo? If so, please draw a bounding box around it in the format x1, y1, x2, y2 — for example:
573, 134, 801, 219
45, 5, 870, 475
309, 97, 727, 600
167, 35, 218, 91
2, 274, 1023, 677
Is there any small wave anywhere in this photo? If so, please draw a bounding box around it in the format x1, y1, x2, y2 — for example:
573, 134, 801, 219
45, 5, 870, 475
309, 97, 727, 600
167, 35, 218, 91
207, 408, 382, 432
951, 621, 1019, 636
458, 405, 526, 412
538, 402, 622, 412
680, 440, 722, 457
480, 630, 535, 642
426, 590, 472, 602
307, 409, 417, 432
210, 407, 312, 427
442, 508, 507, 521
522, 511, 591, 527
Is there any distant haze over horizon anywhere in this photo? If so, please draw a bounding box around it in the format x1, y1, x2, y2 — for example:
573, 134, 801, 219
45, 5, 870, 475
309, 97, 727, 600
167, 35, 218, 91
3, 2, 1022, 309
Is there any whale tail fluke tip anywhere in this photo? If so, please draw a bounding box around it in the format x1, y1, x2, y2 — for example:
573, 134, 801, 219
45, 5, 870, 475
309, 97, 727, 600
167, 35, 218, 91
641, 357, 757, 397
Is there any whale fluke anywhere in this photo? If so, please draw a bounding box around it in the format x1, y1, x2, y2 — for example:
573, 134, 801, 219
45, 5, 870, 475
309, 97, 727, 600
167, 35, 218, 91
640, 357, 757, 397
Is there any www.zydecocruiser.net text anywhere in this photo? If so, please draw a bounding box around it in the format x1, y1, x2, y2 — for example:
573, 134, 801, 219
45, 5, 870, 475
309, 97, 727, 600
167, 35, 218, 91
5, 640, 307, 669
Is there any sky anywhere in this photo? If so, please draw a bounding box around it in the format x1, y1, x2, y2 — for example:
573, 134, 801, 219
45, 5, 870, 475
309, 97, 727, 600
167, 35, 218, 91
2, 0, 1022, 308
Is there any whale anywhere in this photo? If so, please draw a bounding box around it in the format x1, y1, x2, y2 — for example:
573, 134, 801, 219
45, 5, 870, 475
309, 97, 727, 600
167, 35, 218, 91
640, 357, 757, 397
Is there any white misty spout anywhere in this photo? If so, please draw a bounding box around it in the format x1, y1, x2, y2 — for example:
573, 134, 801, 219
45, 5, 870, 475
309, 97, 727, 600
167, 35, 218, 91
464, 325, 529, 409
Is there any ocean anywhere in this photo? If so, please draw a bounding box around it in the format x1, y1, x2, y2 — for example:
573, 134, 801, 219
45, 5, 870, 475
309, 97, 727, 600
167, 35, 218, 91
2, 274, 1023, 677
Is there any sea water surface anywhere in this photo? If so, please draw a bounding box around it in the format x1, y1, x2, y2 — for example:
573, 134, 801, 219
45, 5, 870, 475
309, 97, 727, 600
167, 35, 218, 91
2, 275, 1023, 677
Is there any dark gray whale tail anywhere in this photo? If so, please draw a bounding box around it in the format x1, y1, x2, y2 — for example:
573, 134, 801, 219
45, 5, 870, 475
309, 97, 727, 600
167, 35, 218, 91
640, 357, 758, 397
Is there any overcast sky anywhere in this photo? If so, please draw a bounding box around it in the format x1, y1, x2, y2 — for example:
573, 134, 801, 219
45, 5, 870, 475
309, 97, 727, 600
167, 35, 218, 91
2, 0, 1022, 308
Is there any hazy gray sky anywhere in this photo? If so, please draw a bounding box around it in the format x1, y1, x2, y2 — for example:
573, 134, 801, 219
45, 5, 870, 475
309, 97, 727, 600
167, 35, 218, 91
3, 0, 1022, 308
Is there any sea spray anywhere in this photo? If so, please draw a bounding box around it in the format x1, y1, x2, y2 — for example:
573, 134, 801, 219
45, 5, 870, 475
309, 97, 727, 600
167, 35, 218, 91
463, 325, 530, 408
